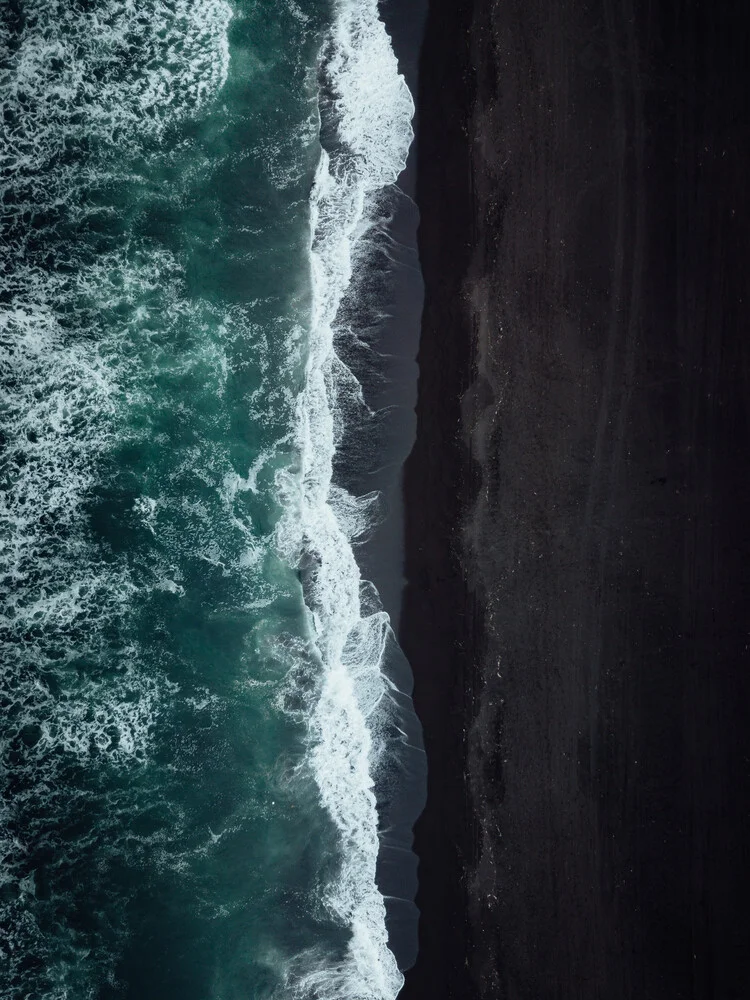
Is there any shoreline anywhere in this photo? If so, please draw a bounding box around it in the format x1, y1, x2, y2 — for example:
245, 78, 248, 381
352, 0, 425, 628
398, 0, 478, 993
400, 0, 750, 997
296, 0, 424, 992
334, 0, 428, 975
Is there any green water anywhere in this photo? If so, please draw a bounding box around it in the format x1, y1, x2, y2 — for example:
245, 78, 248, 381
0, 0, 417, 996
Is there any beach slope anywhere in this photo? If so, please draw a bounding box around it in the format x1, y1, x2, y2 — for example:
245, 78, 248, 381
401, 0, 750, 997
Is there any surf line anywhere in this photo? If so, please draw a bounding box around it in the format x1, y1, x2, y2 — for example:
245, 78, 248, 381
280, 0, 415, 996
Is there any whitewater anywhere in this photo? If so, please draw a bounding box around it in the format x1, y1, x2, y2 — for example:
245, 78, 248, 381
277, 1, 416, 996
0, 0, 418, 997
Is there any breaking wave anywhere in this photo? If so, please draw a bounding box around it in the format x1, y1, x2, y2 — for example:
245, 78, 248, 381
274, 1, 415, 997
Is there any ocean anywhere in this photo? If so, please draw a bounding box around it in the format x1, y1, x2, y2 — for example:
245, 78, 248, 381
0, 1, 423, 997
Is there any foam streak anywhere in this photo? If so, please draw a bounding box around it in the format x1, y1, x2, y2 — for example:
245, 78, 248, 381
280, 1, 414, 996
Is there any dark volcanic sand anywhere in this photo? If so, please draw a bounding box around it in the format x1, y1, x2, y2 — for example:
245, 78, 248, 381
400, 1, 750, 998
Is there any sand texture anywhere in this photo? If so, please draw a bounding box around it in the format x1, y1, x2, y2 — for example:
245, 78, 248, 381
400, 1, 750, 997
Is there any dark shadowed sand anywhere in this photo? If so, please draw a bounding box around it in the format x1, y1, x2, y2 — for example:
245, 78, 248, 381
400, 1, 750, 998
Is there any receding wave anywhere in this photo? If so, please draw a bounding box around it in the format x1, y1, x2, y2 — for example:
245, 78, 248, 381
274, 0, 415, 997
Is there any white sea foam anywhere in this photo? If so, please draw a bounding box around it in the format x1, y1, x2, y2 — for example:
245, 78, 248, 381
275, 1, 414, 996
0, 3, 234, 992
0, 0, 232, 181
2, 0, 415, 992
0, 270, 173, 993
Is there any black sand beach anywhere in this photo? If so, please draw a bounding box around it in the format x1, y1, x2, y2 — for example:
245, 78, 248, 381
400, 1, 750, 998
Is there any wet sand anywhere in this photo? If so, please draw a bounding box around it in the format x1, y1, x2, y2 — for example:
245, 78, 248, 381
400, 0, 750, 997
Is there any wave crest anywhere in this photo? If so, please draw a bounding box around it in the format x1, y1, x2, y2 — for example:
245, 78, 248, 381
276, 1, 414, 997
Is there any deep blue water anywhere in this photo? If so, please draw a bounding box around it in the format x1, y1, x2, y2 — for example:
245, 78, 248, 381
0, 1, 421, 996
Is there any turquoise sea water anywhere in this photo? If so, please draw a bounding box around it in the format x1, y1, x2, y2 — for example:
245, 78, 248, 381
0, 1, 419, 997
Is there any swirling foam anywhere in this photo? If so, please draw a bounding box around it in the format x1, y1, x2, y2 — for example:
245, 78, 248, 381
275, 1, 414, 997
2, 0, 416, 994
0, 2, 233, 993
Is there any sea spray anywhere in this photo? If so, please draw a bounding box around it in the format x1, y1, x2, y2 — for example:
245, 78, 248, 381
274, 0, 415, 996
